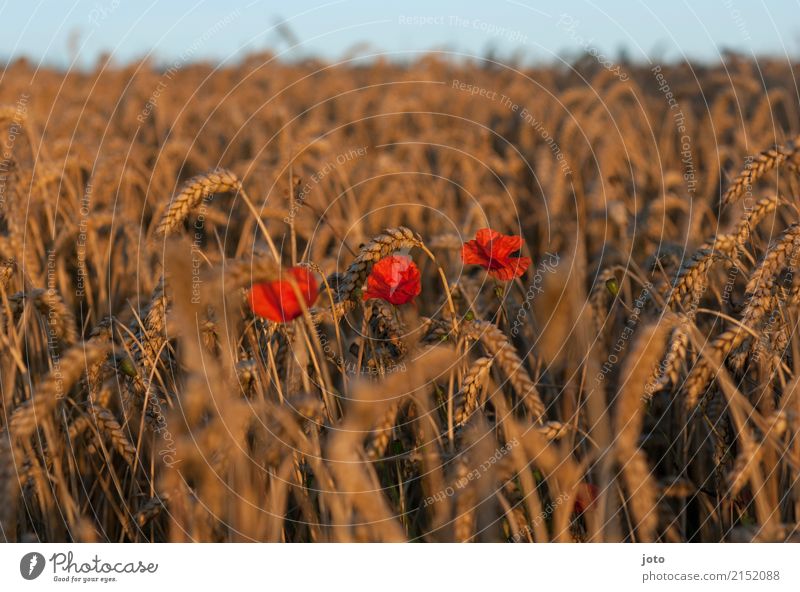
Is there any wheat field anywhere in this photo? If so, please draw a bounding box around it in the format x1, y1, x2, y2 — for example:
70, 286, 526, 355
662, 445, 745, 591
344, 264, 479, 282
1, 54, 799, 543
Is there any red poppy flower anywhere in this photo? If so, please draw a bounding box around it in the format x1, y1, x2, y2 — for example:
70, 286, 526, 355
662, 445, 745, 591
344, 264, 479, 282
248, 266, 319, 322
461, 228, 531, 281
363, 255, 421, 305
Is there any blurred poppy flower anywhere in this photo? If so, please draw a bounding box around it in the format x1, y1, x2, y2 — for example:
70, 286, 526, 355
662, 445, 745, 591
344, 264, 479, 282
573, 483, 599, 514
461, 228, 531, 281
363, 255, 421, 305
248, 266, 319, 322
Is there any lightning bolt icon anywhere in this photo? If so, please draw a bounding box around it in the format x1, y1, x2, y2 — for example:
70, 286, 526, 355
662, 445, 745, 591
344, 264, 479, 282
29, 555, 38, 575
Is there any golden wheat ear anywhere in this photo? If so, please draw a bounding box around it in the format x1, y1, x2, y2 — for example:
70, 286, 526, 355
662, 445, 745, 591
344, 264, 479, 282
722, 135, 800, 206
154, 168, 241, 236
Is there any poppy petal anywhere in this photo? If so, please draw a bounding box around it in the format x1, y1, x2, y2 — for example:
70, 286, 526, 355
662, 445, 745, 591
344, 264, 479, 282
363, 255, 421, 305
461, 240, 488, 266
248, 266, 319, 323
462, 228, 530, 281
491, 234, 524, 259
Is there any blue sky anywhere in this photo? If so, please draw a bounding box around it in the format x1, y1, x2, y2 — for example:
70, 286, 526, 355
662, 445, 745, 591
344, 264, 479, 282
0, 0, 797, 68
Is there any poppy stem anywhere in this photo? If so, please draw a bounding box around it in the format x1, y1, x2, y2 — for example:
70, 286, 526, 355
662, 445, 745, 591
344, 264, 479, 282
288, 166, 297, 266
264, 336, 286, 404
493, 280, 509, 329
417, 241, 459, 334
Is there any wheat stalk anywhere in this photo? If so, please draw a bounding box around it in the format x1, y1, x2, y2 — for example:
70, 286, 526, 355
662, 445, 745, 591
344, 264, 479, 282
7, 288, 79, 345
463, 320, 544, 422
614, 319, 673, 542
365, 402, 401, 460
9, 343, 109, 440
